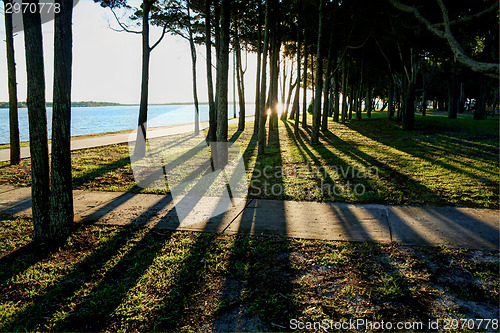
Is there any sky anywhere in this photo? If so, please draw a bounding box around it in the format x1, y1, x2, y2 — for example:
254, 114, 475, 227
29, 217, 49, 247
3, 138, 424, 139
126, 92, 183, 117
0, 0, 260, 104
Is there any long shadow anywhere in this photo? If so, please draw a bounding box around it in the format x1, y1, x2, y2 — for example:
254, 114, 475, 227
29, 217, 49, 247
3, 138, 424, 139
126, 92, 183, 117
0, 233, 59, 286
144, 200, 235, 330
1, 198, 164, 331
316, 130, 497, 248
318, 130, 449, 206
283, 122, 344, 201
72, 156, 131, 188
229, 130, 243, 143
213, 121, 299, 331
0, 195, 32, 216
284, 123, 381, 242
346, 118, 499, 196
53, 196, 177, 331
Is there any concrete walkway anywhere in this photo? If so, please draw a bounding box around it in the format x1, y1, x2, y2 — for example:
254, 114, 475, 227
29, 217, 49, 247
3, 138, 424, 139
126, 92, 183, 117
1, 185, 498, 250
0, 117, 248, 162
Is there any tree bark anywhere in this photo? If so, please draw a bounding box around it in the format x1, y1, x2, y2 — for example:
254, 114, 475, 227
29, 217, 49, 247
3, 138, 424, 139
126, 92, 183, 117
187, 2, 200, 135
23, 0, 50, 242
135, 0, 152, 157
206, 0, 216, 141
268, 9, 280, 135
310, 0, 324, 145
5, 0, 20, 165
302, 34, 307, 128
253, 1, 262, 135
322, 30, 334, 131
235, 36, 246, 131
50, 0, 74, 241
366, 86, 372, 118
333, 71, 339, 122
215, 0, 230, 166
341, 58, 348, 123
294, 25, 301, 135
258, 0, 270, 155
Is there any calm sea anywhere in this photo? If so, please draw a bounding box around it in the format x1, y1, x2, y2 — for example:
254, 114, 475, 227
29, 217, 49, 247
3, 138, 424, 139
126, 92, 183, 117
0, 103, 256, 144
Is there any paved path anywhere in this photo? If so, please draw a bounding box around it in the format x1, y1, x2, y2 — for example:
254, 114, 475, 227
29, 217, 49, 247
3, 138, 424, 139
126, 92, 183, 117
0, 118, 247, 162
1, 185, 498, 250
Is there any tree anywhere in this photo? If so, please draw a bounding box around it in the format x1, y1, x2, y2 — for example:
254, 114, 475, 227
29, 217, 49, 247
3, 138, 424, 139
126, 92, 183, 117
310, 0, 324, 145
4, 0, 20, 165
215, 0, 230, 166
257, 0, 270, 155
389, 0, 499, 78
96, 0, 169, 155
205, 0, 216, 141
50, 0, 74, 239
22, 0, 51, 242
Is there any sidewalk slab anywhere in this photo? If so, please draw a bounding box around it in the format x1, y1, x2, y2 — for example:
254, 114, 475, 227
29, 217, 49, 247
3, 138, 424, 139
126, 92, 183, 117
225, 200, 391, 243
0, 185, 498, 250
387, 206, 499, 250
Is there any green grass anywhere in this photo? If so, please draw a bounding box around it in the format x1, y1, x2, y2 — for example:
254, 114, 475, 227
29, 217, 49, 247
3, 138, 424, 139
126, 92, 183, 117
0, 112, 498, 208
1, 218, 497, 331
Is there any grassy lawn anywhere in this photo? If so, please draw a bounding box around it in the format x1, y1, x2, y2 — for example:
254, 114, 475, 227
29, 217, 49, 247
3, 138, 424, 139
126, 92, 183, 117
1, 112, 498, 208
0, 217, 498, 332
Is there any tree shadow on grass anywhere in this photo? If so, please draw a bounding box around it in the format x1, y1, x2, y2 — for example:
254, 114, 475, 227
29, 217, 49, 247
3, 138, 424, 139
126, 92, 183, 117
210, 124, 299, 331
346, 118, 499, 193
0, 193, 175, 332
316, 129, 451, 207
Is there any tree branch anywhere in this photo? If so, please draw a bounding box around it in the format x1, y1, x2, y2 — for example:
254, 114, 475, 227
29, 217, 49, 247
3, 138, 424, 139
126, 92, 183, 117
389, 0, 499, 77
434, 2, 498, 28
150, 21, 168, 51
109, 7, 141, 34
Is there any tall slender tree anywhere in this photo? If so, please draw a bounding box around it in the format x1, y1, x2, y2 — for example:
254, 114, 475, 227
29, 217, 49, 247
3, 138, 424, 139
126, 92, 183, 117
310, 0, 324, 145
4, 0, 20, 165
257, 0, 270, 154
215, 0, 230, 166
50, 0, 74, 240
205, 0, 216, 141
23, 0, 50, 242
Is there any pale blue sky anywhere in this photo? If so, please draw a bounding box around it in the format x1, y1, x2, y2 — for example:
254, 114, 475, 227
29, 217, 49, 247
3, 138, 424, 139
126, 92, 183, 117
0, 0, 260, 104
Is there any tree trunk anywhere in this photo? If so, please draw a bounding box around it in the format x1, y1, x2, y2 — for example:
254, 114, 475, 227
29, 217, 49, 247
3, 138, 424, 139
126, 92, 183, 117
348, 92, 353, 119
206, 0, 216, 142
50, 0, 74, 241
187, 3, 199, 135
294, 25, 301, 135
268, 17, 280, 134
302, 34, 307, 128
215, 0, 230, 166
5, 0, 20, 165
341, 58, 348, 123
421, 73, 426, 116
321, 30, 333, 131
254, 1, 262, 135
23, 0, 50, 242
135, 0, 152, 157
447, 67, 457, 119
258, 0, 270, 154
235, 36, 245, 131
280, 55, 287, 119
474, 82, 487, 120
333, 71, 339, 122
366, 87, 372, 118
310, 0, 324, 145
282, 60, 295, 120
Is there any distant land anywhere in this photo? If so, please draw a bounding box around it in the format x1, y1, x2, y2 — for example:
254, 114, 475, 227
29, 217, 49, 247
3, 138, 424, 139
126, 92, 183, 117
0, 101, 127, 108
0, 101, 216, 108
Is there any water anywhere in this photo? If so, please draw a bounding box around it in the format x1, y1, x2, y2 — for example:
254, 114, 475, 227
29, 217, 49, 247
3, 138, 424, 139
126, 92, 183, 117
0, 103, 256, 144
